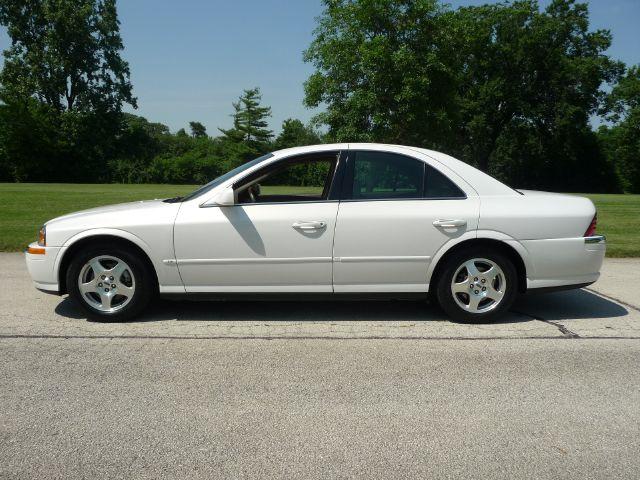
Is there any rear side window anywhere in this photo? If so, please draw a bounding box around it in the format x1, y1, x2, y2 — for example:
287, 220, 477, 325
349, 151, 424, 200
424, 164, 465, 198
345, 151, 465, 200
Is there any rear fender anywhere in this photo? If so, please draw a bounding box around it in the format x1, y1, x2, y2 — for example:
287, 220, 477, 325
426, 230, 531, 286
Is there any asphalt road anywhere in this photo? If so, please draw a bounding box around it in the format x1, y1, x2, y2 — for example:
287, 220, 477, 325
1, 253, 640, 479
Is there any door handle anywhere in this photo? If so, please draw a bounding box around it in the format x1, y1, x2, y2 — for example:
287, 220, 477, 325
433, 219, 467, 228
292, 221, 327, 230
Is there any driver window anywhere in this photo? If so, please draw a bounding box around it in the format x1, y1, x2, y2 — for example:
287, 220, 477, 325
236, 154, 338, 204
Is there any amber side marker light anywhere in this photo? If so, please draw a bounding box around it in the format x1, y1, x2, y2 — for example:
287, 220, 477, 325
37, 226, 46, 246
27, 246, 46, 255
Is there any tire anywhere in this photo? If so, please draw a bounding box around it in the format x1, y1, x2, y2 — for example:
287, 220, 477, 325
66, 243, 155, 322
435, 247, 518, 323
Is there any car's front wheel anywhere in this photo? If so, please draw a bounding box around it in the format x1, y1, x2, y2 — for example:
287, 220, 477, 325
435, 248, 518, 323
66, 244, 155, 322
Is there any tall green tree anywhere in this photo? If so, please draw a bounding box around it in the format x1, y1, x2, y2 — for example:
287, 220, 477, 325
189, 121, 207, 138
0, 0, 135, 112
599, 66, 640, 193
304, 0, 458, 147
304, 0, 623, 192
219, 87, 273, 164
0, 0, 136, 181
451, 0, 623, 191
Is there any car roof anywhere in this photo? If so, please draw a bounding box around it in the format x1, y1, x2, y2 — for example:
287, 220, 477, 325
271, 143, 516, 196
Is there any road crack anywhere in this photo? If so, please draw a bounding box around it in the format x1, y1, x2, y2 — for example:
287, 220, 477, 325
511, 309, 580, 338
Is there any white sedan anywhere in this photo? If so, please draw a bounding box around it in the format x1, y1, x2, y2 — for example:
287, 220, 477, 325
25, 143, 605, 322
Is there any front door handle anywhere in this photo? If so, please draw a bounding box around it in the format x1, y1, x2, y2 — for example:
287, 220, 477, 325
292, 221, 327, 231
433, 219, 467, 228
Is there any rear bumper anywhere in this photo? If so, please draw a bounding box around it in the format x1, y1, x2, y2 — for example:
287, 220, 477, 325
522, 235, 605, 290
25, 243, 63, 295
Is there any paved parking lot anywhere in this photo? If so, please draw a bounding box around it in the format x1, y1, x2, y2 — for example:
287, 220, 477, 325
1, 253, 639, 479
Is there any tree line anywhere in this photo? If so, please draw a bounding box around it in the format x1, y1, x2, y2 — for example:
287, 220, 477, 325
0, 0, 638, 192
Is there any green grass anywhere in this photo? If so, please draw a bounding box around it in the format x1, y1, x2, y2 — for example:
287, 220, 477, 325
583, 194, 640, 257
0, 183, 195, 251
0, 183, 638, 256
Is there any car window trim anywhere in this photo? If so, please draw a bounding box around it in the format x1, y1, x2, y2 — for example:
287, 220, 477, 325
341, 195, 469, 202
231, 199, 341, 206
232, 150, 343, 205
342, 150, 467, 201
344, 150, 425, 200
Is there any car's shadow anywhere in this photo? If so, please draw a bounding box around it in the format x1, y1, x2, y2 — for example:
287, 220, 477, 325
513, 288, 629, 321
54, 288, 628, 324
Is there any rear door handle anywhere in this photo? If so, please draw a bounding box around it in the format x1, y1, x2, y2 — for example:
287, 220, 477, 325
292, 221, 327, 230
433, 219, 467, 228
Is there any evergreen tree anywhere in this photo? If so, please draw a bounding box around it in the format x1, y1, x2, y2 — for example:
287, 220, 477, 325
219, 88, 273, 163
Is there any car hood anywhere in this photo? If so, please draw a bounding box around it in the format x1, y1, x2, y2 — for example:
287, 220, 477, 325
42, 198, 184, 249
46, 199, 169, 225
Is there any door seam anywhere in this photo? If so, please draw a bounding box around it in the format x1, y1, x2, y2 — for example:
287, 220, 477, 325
330, 201, 342, 293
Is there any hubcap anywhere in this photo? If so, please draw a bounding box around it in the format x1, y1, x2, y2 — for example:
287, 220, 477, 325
77, 255, 135, 313
451, 258, 506, 314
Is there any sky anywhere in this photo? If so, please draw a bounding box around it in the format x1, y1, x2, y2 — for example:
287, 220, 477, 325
0, 0, 639, 134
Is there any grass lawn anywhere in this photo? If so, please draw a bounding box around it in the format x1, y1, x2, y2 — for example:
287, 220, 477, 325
0, 183, 195, 251
0, 183, 637, 256
582, 194, 640, 257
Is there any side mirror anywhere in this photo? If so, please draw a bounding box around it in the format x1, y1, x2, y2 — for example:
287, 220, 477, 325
202, 187, 235, 207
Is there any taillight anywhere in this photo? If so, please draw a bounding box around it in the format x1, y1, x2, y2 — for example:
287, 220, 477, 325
584, 213, 597, 237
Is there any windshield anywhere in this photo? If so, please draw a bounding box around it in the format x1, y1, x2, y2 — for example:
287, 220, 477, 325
179, 153, 274, 202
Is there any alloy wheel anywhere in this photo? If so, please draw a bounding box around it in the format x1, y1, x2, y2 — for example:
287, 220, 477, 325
77, 255, 136, 313
450, 258, 506, 314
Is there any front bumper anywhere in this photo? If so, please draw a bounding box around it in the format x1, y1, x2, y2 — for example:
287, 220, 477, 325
25, 242, 63, 294
522, 235, 606, 290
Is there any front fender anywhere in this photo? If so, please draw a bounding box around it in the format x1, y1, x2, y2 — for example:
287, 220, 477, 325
56, 228, 157, 275
54, 227, 188, 295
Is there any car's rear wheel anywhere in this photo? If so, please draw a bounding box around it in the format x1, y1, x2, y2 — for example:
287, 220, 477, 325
435, 248, 517, 323
66, 244, 154, 322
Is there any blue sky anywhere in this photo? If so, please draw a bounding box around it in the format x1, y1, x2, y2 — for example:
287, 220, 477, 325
1, 0, 639, 134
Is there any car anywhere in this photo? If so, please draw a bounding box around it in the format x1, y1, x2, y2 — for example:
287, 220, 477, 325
25, 143, 605, 323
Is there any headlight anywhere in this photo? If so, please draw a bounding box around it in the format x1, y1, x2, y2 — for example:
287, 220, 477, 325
37, 226, 46, 247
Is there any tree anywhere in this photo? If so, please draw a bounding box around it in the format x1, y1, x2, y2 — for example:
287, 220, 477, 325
219, 87, 273, 164
303, 0, 458, 147
599, 66, 640, 192
450, 0, 623, 191
304, 0, 623, 192
0, 0, 136, 181
189, 121, 207, 138
108, 114, 170, 183
0, 0, 135, 113
274, 118, 321, 150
